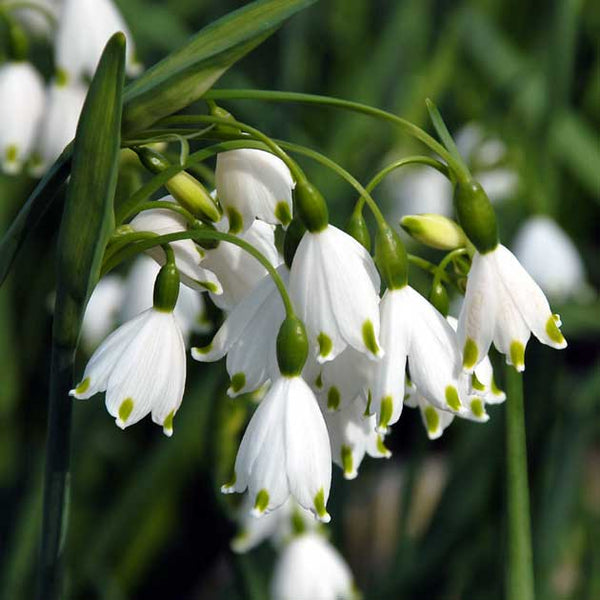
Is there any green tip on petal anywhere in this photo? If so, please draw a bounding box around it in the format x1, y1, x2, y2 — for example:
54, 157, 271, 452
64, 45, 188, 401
230, 372, 246, 394
194, 343, 212, 355
314, 372, 323, 389
199, 281, 219, 293
327, 386, 340, 411
376, 435, 391, 457
445, 386, 461, 411
162, 410, 175, 436
509, 340, 525, 371
378, 395, 393, 431
74, 377, 90, 396
253, 489, 270, 514
317, 332, 332, 358
118, 398, 134, 424
313, 488, 330, 522
55, 67, 69, 86
5, 144, 18, 164
471, 372, 486, 392
470, 398, 485, 418
424, 406, 440, 436
226, 207, 243, 235
341, 445, 355, 478
462, 338, 479, 371
491, 376, 503, 397
362, 320, 380, 356
364, 390, 373, 416
274, 201, 292, 227
546, 314, 566, 347
221, 471, 237, 493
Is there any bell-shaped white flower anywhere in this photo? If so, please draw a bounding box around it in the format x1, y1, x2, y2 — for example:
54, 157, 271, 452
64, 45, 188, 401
0, 61, 45, 174
404, 380, 457, 440
290, 225, 382, 363
222, 375, 332, 522
512, 216, 588, 303
70, 307, 186, 436
80, 274, 125, 351
35, 79, 87, 173
458, 244, 567, 373
55, 0, 141, 82
322, 394, 390, 480
192, 267, 287, 397
271, 533, 356, 600
202, 218, 282, 311
369, 286, 472, 433
215, 149, 295, 233
119, 255, 210, 341
128, 198, 222, 294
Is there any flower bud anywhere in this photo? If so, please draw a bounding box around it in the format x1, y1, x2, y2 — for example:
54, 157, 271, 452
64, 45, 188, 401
374, 225, 408, 290
401, 213, 466, 250
453, 179, 498, 254
135, 146, 222, 222
429, 281, 449, 316
153, 260, 180, 312
346, 208, 371, 251
277, 316, 309, 376
294, 179, 329, 233
284, 218, 307, 269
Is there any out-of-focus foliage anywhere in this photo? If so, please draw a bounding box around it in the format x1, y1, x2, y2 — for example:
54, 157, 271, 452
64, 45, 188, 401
0, 1, 598, 599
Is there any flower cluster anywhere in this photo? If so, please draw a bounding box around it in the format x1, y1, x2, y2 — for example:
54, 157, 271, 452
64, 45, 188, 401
0, 0, 139, 176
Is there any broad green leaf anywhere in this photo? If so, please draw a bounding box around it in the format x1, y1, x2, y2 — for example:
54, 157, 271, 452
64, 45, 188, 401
121, 0, 318, 134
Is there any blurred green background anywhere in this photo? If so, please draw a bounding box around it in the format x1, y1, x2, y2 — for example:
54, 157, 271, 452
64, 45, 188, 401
0, 0, 599, 598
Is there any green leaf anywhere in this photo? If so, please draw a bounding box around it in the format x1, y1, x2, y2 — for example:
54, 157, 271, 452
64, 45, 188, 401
0, 150, 71, 287
121, 0, 318, 134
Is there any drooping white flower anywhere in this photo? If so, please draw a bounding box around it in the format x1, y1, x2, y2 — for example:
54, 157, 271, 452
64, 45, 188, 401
128, 197, 222, 294
222, 375, 332, 522
231, 498, 317, 554
80, 274, 125, 351
34, 79, 87, 173
202, 218, 282, 311
119, 255, 210, 341
290, 224, 382, 363
55, 0, 140, 82
192, 266, 287, 397
458, 244, 567, 373
215, 149, 295, 233
322, 394, 390, 480
368, 286, 473, 433
512, 216, 588, 303
0, 61, 45, 174
271, 533, 356, 600
11, 0, 60, 37
70, 307, 186, 436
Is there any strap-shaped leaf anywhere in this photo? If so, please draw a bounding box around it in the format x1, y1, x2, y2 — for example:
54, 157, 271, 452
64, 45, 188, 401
122, 0, 317, 134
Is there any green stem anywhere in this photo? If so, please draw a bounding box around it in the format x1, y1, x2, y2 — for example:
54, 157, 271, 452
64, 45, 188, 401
505, 366, 535, 600
102, 230, 295, 318
407, 255, 452, 284
432, 248, 469, 290
202, 89, 470, 180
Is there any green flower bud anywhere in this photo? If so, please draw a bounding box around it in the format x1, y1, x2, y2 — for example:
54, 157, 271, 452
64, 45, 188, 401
153, 260, 180, 312
375, 225, 408, 290
276, 316, 309, 377
429, 281, 449, 316
346, 208, 371, 251
453, 179, 498, 254
284, 218, 307, 269
135, 146, 222, 222
294, 179, 329, 233
401, 213, 467, 250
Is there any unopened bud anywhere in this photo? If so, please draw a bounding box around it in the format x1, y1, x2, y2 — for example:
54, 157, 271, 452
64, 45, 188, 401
401, 214, 466, 250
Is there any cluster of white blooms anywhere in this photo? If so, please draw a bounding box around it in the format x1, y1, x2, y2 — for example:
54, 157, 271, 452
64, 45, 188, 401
0, 0, 139, 176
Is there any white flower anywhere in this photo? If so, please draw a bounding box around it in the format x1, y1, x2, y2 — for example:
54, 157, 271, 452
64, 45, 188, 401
81, 274, 124, 351
192, 266, 287, 397
202, 218, 282, 311
128, 197, 222, 294
392, 166, 453, 218
10, 0, 60, 37
0, 61, 45, 174
271, 533, 356, 600
35, 80, 87, 172
512, 216, 588, 303
322, 394, 390, 480
231, 498, 317, 554
368, 286, 471, 433
222, 375, 332, 522
55, 0, 140, 82
215, 149, 295, 233
119, 255, 210, 341
290, 224, 382, 363
458, 244, 567, 373
70, 307, 186, 436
